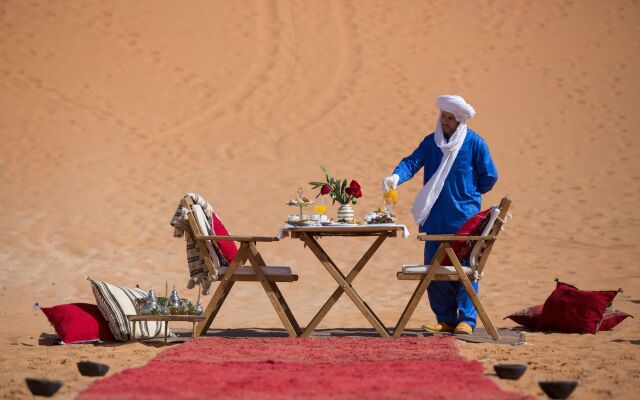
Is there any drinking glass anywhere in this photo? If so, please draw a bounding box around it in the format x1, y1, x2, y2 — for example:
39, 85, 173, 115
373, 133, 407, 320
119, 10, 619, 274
383, 184, 398, 212
314, 196, 327, 215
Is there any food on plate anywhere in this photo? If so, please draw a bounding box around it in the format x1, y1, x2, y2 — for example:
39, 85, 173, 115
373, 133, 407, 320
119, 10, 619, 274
363, 208, 396, 224
287, 198, 314, 206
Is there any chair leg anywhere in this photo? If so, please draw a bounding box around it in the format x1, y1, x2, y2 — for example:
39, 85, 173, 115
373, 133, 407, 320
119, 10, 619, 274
393, 246, 446, 337
444, 247, 500, 341
247, 242, 302, 337
195, 244, 249, 337
393, 274, 434, 337
195, 280, 234, 337
263, 279, 302, 336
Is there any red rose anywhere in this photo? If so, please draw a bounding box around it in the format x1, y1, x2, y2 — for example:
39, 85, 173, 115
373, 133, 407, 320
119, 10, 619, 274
353, 189, 362, 199
349, 180, 361, 191
345, 187, 353, 195
320, 184, 331, 195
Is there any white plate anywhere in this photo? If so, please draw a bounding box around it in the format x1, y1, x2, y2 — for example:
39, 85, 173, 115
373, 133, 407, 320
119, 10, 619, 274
325, 223, 359, 227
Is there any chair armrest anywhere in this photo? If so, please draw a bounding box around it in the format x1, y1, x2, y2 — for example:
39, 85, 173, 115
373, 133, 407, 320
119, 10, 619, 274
417, 234, 496, 242
196, 235, 280, 242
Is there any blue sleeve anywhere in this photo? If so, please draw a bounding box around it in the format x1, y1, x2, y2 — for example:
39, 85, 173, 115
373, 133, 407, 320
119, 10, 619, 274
392, 137, 428, 185
475, 138, 498, 194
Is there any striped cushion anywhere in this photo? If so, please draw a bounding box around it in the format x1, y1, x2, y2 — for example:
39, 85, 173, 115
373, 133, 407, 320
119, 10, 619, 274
89, 278, 168, 342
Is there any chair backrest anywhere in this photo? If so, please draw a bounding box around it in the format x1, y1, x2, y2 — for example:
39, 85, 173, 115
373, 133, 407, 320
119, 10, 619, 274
471, 197, 511, 275
181, 197, 222, 277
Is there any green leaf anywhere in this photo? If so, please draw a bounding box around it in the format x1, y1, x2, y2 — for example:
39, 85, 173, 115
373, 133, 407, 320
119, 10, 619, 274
321, 165, 330, 182
352, 197, 357, 204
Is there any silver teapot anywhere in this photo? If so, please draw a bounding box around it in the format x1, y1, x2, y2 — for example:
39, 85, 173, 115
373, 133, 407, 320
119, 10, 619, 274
141, 287, 158, 315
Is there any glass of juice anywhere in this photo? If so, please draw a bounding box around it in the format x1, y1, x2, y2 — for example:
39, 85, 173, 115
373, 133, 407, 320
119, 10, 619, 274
314, 196, 327, 215
383, 183, 398, 212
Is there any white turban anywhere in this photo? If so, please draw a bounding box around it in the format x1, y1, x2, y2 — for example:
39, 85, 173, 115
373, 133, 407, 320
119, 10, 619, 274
437, 95, 476, 122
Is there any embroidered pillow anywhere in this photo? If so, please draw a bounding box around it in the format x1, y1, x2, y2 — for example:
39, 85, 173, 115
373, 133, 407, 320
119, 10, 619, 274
40, 303, 114, 344
536, 281, 618, 334
440, 208, 492, 265
89, 278, 168, 342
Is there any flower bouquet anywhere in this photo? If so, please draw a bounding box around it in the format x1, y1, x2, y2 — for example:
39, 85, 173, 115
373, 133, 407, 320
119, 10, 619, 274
309, 166, 362, 223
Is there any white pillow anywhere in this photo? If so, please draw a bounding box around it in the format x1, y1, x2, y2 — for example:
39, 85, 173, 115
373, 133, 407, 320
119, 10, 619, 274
89, 277, 169, 342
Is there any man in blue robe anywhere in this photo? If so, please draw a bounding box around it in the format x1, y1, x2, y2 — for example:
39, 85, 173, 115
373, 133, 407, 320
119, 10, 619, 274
383, 95, 498, 334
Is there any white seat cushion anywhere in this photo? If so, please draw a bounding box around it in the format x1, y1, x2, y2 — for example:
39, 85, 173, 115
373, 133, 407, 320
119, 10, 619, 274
402, 264, 474, 275
219, 266, 292, 276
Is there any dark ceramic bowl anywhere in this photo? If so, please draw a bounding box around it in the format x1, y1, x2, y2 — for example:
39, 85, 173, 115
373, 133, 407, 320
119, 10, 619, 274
539, 380, 578, 399
25, 378, 63, 397
493, 364, 527, 380
77, 361, 110, 377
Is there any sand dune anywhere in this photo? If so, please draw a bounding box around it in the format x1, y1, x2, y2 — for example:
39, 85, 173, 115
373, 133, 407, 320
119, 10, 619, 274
1, 0, 639, 398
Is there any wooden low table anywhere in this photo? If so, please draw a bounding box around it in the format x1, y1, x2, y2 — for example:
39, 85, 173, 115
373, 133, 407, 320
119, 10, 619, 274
126, 315, 205, 343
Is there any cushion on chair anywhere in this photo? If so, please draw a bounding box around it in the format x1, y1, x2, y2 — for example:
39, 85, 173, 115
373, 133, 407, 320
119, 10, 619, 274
211, 212, 239, 263
506, 303, 631, 332
440, 208, 492, 266
40, 303, 114, 343
219, 266, 292, 276
402, 264, 474, 275
89, 278, 168, 342
536, 281, 619, 334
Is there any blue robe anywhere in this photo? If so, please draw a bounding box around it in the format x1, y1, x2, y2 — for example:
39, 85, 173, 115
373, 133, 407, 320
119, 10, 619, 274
392, 129, 497, 328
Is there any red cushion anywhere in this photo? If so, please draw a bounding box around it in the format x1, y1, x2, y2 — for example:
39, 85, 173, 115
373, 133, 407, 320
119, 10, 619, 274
40, 303, 114, 343
440, 208, 492, 265
506, 304, 631, 332
536, 282, 618, 334
504, 304, 544, 330
600, 309, 632, 331
211, 213, 238, 263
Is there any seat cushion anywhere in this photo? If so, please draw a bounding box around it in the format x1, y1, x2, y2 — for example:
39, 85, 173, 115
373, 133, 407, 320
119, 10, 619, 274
402, 264, 473, 275
536, 281, 619, 334
89, 278, 169, 342
219, 266, 292, 276
40, 303, 114, 343
440, 208, 492, 265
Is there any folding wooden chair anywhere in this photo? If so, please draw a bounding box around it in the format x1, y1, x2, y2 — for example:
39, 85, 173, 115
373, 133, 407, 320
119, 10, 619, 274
181, 197, 301, 337
393, 197, 511, 340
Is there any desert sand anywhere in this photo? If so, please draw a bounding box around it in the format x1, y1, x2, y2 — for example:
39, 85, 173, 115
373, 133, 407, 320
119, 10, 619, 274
1, 0, 639, 398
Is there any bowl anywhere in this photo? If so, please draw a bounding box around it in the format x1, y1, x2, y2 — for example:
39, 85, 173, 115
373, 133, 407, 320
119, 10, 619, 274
25, 378, 63, 397
538, 380, 578, 399
493, 364, 527, 380
77, 361, 110, 377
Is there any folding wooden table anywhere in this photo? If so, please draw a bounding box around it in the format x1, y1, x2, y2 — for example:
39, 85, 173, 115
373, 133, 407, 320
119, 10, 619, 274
282, 225, 407, 338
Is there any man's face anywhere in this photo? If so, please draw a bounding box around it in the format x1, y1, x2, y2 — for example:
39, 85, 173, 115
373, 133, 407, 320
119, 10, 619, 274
440, 111, 459, 135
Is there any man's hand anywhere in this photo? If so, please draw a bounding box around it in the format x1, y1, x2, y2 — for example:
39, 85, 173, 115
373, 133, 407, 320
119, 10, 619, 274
382, 174, 400, 192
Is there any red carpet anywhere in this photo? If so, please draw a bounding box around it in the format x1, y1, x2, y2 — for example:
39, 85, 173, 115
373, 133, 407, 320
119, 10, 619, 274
79, 336, 531, 400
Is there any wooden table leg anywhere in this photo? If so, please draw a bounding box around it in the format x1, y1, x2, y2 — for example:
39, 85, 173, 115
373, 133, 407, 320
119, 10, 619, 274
164, 321, 168, 343
131, 321, 136, 342
301, 233, 390, 338
192, 322, 197, 339
301, 234, 388, 337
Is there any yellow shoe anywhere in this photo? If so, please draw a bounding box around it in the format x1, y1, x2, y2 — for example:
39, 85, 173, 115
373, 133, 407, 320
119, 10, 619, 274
422, 322, 455, 333
454, 322, 473, 335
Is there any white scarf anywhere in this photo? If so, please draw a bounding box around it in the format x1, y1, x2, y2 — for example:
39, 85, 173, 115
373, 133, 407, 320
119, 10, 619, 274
411, 116, 467, 225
